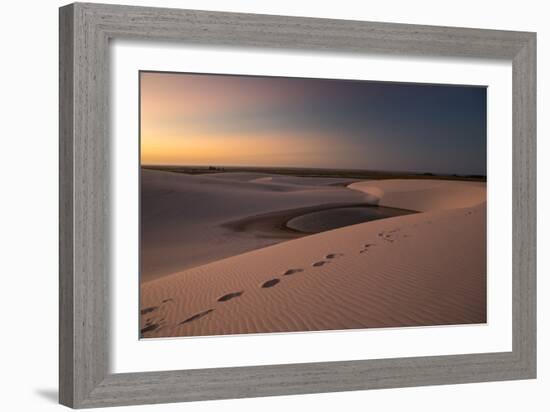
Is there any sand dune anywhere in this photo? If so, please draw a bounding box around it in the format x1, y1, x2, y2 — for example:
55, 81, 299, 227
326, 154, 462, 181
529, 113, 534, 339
348, 179, 486, 211
208, 172, 358, 187
140, 176, 486, 338
141, 170, 366, 281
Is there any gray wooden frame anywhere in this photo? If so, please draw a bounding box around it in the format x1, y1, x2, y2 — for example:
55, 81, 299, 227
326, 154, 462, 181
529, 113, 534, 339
59, 2, 536, 408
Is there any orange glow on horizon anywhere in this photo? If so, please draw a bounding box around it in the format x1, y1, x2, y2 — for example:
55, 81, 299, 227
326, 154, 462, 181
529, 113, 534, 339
140, 72, 357, 168
140, 130, 354, 167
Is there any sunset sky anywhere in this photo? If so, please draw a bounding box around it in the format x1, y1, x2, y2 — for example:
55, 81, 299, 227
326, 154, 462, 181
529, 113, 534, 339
140, 71, 487, 175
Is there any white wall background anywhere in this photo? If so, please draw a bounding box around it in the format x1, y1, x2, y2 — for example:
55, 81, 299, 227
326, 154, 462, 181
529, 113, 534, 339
0, 0, 546, 411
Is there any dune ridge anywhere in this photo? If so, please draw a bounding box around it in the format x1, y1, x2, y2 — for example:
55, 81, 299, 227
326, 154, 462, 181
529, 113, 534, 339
348, 179, 486, 211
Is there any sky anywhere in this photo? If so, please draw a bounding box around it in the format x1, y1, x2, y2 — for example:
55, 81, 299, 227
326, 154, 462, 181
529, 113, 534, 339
140, 71, 487, 175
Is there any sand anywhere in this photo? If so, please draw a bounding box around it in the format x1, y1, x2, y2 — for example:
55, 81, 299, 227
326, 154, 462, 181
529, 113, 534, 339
348, 179, 487, 211
140, 174, 487, 338
141, 170, 363, 281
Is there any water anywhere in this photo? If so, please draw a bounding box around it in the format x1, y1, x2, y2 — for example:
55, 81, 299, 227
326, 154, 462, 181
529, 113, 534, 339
285, 205, 415, 234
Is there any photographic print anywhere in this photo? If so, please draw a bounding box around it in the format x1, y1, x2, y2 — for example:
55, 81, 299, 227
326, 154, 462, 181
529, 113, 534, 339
139, 72, 487, 339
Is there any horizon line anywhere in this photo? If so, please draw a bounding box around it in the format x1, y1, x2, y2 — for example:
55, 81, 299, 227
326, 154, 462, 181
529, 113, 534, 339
140, 164, 486, 177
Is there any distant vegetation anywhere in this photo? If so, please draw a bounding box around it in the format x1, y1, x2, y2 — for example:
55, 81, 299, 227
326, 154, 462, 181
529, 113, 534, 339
141, 165, 486, 182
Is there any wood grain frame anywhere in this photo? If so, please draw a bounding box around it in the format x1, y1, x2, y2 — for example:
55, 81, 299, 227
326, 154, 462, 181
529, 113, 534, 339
59, 2, 536, 408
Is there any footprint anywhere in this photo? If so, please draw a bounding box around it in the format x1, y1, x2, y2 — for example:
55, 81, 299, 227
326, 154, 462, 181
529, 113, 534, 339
140, 323, 160, 334
141, 298, 173, 318
283, 268, 303, 276
312, 261, 329, 267
360, 244, 375, 254
379, 232, 395, 243
217, 291, 244, 302
261, 278, 280, 288
179, 309, 214, 325
140, 306, 158, 315
325, 253, 343, 259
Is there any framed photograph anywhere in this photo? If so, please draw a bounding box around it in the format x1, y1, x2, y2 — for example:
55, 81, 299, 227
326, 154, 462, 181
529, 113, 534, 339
59, 2, 536, 408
